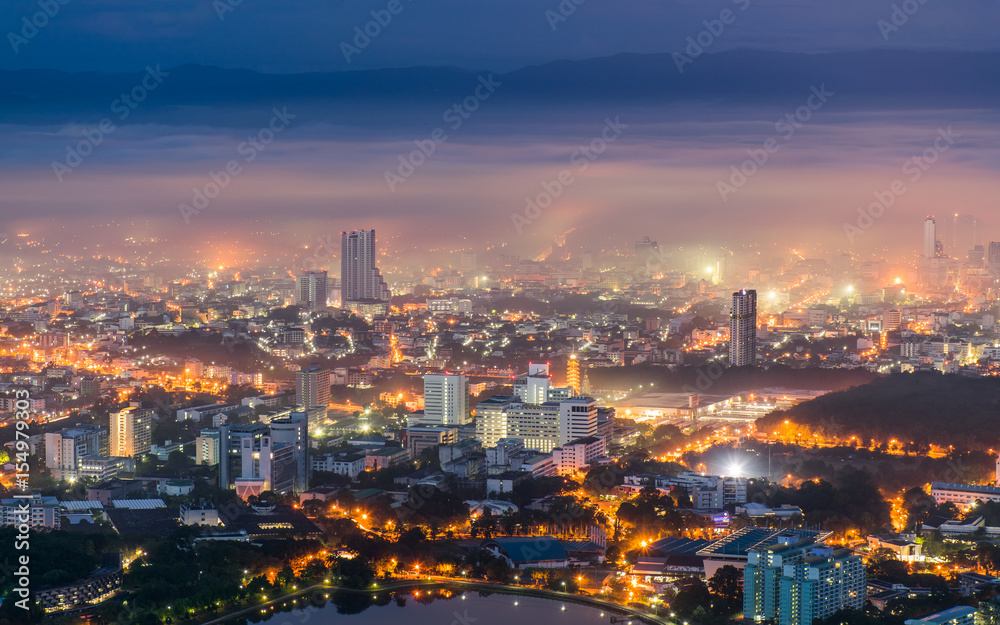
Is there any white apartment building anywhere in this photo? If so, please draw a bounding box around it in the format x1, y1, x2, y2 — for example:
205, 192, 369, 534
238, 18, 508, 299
423, 373, 471, 425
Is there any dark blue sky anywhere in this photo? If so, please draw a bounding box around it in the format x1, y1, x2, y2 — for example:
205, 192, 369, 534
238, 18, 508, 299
4, 0, 998, 73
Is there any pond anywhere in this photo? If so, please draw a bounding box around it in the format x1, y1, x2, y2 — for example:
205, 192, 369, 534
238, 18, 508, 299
233, 586, 635, 625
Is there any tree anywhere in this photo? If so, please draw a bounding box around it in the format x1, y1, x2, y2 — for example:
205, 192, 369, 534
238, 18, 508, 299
224, 383, 261, 404
707, 565, 742, 615
671, 579, 713, 617
165, 449, 192, 472
980, 596, 1000, 625
867, 548, 909, 583
337, 557, 375, 588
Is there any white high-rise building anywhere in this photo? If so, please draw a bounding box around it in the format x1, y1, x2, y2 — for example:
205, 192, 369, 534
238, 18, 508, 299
513, 363, 572, 403
423, 373, 471, 426
730, 289, 757, 367
558, 397, 599, 443
109, 408, 153, 458
515, 362, 552, 404
341, 229, 391, 304
924, 216, 938, 259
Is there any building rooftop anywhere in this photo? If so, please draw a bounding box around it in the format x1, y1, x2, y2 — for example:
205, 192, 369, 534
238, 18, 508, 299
697, 528, 828, 558
366, 446, 409, 457
110, 499, 166, 509
105, 507, 179, 536
931, 482, 1000, 495
904, 606, 978, 625
482, 537, 568, 563
650, 536, 714, 557
62, 500, 104, 510
564, 436, 603, 446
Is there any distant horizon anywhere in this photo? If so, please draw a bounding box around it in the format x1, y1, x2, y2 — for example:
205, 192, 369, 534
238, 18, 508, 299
4, 0, 1000, 73
5, 47, 1000, 75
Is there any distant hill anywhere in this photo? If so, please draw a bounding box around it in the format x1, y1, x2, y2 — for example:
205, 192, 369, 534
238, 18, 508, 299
1, 50, 998, 125
757, 372, 1000, 449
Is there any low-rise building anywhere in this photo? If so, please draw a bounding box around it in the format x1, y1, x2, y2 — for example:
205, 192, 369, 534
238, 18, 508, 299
365, 446, 411, 470
78, 456, 135, 482
179, 503, 221, 526
404, 426, 458, 457
482, 537, 569, 569
1, 493, 60, 528
552, 435, 606, 474
311, 449, 367, 479
904, 606, 977, 625
930, 482, 1000, 511
176, 403, 238, 423
36, 553, 123, 613
487, 470, 531, 495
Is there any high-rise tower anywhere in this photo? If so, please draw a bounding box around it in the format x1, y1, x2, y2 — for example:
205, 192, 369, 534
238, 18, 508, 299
422, 373, 471, 426
341, 229, 391, 305
730, 289, 757, 367
297, 270, 328, 311
296, 364, 331, 409
924, 217, 937, 259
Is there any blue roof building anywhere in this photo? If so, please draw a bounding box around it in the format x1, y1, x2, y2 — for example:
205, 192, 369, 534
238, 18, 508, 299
481, 537, 569, 569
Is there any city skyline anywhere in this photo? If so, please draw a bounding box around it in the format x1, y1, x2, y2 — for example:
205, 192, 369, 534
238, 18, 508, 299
6, 3, 1000, 624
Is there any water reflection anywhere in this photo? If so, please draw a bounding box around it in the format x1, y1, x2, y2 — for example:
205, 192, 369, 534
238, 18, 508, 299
232, 586, 620, 625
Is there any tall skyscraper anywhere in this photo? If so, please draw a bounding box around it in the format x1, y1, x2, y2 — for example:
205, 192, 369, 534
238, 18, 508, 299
989, 242, 1000, 276
952, 213, 977, 257
296, 364, 331, 409
422, 373, 471, 426
969, 245, 986, 267
341, 229, 390, 304
924, 216, 938, 259
109, 408, 153, 458
296, 270, 328, 311
730, 289, 757, 367
269, 411, 310, 491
